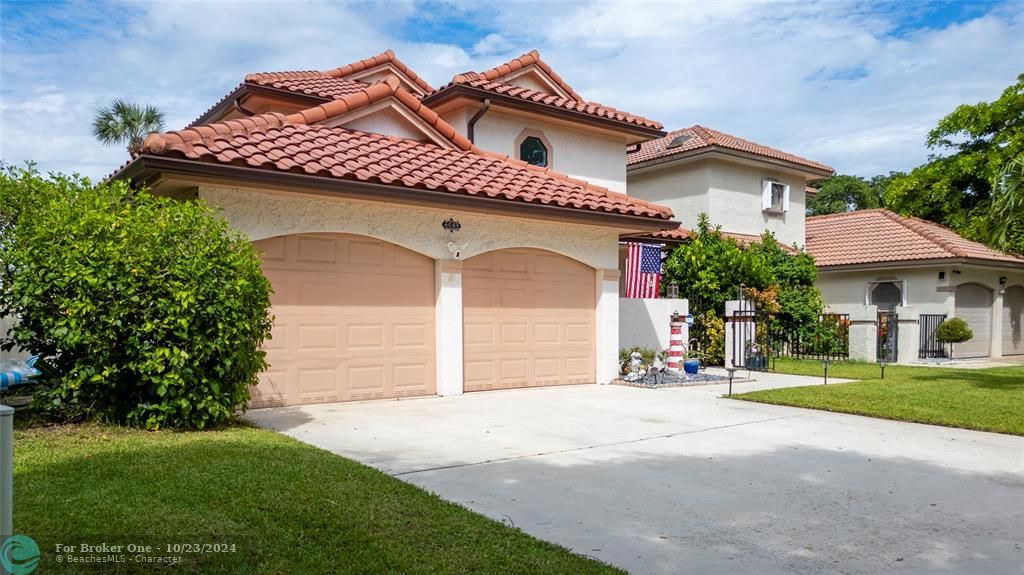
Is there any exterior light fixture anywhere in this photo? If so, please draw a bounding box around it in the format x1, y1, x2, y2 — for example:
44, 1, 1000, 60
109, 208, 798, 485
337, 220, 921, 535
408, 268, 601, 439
1000, 276, 1008, 286
441, 217, 461, 233
667, 283, 680, 299
879, 359, 887, 380
822, 358, 830, 385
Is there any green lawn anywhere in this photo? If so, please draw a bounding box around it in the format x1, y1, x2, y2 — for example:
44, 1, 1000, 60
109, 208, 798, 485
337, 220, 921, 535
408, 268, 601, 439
733, 358, 1024, 436
12, 422, 621, 574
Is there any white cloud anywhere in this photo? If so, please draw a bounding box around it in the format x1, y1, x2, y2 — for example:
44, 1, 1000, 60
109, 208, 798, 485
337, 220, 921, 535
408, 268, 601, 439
1, 0, 1022, 179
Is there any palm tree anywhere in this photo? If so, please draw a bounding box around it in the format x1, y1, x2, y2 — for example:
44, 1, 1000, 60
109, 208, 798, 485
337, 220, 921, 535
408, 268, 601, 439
91, 99, 166, 156
987, 155, 1024, 253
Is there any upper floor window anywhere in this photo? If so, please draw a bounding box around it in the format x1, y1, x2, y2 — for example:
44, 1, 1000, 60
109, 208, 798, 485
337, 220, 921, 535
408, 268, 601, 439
762, 179, 790, 213
519, 136, 548, 167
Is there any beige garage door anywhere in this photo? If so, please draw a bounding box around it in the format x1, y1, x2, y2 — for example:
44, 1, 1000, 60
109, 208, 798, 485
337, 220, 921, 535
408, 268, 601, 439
251, 233, 435, 407
463, 248, 596, 392
954, 283, 993, 359
1003, 285, 1024, 356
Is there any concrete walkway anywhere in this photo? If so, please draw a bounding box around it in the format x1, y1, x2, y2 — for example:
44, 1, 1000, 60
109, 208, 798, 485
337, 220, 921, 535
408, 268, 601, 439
249, 374, 1024, 575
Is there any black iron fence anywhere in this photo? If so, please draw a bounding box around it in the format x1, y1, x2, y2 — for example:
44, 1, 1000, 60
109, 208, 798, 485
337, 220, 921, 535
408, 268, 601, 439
731, 310, 850, 371
919, 313, 948, 359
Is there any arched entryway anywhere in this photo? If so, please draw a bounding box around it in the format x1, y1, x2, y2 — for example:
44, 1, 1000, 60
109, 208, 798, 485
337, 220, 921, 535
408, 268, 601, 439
251, 233, 436, 407
954, 283, 993, 359
1003, 285, 1024, 356
462, 248, 596, 391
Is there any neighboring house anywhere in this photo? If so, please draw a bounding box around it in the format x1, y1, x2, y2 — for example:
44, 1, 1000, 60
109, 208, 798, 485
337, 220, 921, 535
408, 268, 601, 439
626, 126, 834, 248
806, 209, 1024, 363
114, 51, 678, 407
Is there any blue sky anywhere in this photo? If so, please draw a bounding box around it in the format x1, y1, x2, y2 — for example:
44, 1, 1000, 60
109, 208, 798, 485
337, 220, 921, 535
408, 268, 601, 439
1, 0, 1022, 179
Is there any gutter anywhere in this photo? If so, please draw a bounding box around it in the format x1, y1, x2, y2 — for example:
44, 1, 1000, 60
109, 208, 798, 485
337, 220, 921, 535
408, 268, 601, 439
117, 155, 680, 233
466, 98, 490, 144
816, 258, 1024, 272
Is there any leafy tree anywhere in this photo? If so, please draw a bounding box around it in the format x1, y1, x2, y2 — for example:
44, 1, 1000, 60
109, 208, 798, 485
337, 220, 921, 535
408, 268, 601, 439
986, 155, 1024, 253
663, 214, 771, 318
91, 98, 166, 155
0, 166, 273, 429
885, 74, 1024, 246
662, 216, 824, 364
806, 174, 880, 215
746, 234, 823, 332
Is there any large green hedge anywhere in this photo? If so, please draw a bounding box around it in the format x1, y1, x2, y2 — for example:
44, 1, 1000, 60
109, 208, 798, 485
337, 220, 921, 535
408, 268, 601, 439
0, 166, 273, 429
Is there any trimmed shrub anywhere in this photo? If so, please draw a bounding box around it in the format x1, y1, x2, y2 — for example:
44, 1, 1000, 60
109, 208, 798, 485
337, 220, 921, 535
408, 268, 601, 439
0, 166, 273, 429
935, 318, 973, 344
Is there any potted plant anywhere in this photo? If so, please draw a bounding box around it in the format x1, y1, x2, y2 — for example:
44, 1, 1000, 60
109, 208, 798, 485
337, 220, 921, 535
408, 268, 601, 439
680, 344, 703, 374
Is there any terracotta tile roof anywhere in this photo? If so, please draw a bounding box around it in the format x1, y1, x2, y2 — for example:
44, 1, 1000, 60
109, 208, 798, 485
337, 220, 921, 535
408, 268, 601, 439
189, 50, 433, 128
631, 226, 797, 252
244, 72, 369, 100
245, 50, 434, 96
138, 100, 673, 221
428, 51, 663, 132
471, 50, 583, 101
627, 125, 834, 173
806, 209, 1024, 267
283, 76, 475, 151
319, 49, 434, 94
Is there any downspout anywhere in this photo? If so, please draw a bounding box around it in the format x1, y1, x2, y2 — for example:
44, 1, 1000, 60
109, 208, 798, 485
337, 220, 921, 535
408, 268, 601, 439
467, 98, 491, 144
233, 98, 256, 117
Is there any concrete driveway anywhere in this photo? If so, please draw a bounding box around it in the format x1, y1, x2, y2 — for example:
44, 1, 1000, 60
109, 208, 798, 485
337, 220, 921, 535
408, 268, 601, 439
249, 375, 1024, 575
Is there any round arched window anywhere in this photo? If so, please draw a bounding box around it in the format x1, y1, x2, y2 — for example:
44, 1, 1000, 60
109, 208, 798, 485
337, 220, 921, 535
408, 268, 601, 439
519, 136, 548, 167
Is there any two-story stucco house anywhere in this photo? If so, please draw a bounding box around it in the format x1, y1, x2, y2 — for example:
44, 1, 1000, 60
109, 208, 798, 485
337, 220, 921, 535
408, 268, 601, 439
625, 126, 834, 248
115, 50, 680, 408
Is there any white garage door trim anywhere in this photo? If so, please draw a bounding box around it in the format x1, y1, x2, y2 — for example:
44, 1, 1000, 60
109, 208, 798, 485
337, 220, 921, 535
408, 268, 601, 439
1003, 285, 1024, 356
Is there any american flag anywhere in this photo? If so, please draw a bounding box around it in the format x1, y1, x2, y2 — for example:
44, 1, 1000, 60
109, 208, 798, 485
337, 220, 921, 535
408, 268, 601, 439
625, 242, 662, 298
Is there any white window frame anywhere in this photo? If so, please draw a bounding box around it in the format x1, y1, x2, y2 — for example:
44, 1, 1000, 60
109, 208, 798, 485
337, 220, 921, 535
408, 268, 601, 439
761, 179, 790, 213
865, 279, 908, 308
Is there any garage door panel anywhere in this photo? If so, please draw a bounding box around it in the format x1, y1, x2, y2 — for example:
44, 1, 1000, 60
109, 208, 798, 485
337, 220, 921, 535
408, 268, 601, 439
955, 283, 993, 359
252, 233, 436, 407
464, 248, 596, 392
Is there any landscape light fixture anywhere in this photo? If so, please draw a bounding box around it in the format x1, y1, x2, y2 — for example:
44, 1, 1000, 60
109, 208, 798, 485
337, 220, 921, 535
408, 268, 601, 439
822, 358, 830, 385
879, 359, 887, 380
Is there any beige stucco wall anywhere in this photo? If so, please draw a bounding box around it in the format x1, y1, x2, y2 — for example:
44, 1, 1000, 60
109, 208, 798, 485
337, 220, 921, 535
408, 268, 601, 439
628, 158, 806, 247
443, 108, 629, 194
625, 162, 710, 232
818, 264, 1024, 361
200, 187, 620, 269
198, 186, 624, 387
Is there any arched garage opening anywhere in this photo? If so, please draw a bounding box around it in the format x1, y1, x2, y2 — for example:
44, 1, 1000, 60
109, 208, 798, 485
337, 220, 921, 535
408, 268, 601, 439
462, 248, 596, 392
954, 283, 993, 359
252, 233, 436, 407
1004, 285, 1024, 356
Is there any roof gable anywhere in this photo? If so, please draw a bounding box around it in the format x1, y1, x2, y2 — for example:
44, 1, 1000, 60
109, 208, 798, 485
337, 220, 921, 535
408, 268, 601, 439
320, 49, 434, 97
423, 50, 663, 137
288, 75, 471, 150
806, 209, 1024, 267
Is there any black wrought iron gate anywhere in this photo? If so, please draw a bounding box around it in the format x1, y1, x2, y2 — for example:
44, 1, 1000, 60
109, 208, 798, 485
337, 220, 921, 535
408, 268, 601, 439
877, 311, 898, 362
